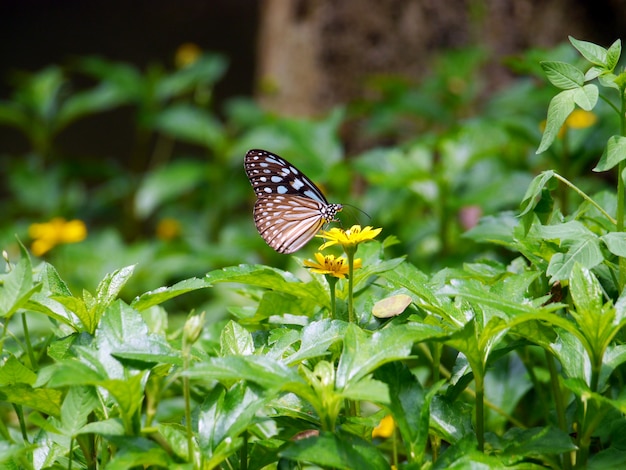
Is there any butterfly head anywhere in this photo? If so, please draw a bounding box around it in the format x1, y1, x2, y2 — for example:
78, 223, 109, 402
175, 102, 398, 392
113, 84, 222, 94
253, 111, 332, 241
323, 203, 343, 223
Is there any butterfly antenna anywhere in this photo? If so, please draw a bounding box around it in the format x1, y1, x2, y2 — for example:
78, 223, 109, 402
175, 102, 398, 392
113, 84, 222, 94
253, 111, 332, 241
341, 203, 371, 226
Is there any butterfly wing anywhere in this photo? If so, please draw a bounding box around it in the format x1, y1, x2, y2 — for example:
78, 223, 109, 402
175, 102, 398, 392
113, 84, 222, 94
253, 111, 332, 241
254, 195, 328, 253
244, 149, 342, 253
244, 149, 329, 203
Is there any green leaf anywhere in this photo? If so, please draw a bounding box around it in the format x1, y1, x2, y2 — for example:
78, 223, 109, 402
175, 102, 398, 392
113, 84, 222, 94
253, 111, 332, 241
37, 359, 106, 388
134, 159, 207, 219
78, 418, 125, 436
55, 265, 136, 335
540, 61, 585, 89
381, 262, 441, 309
102, 437, 174, 470
220, 320, 254, 356
97, 301, 181, 374
284, 319, 348, 365
131, 277, 209, 311
280, 431, 391, 470
60, 386, 99, 436
152, 104, 225, 150
500, 426, 576, 457
335, 324, 416, 390
100, 372, 147, 426
606, 39, 622, 70
594, 135, 626, 172
0, 241, 40, 318
601, 232, 626, 257
601, 344, 626, 386
206, 265, 327, 305
572, 83, 598, 110
341, 376, 389, 403
569, 37, 609, 66
375, 362, 439, 462
430, 397, 475, 445
187, 355, 304, 392
57, 83, 130, 129
569, 264, 617, 357
0, 355, 37, 385
95, 265, 135, 312
155, 54, 228, 100
547, 238, 603, 281
39, 262, 72, 296
519, 170, 556, 217
536, 220, 594, 240
197, 383, 269, 455
157, 423, 189, 461
537, 90, 576, 154
563, 377, 626, 414
78, 57, 143, 101
0, 384, 62, 417
463, 212, 518, 248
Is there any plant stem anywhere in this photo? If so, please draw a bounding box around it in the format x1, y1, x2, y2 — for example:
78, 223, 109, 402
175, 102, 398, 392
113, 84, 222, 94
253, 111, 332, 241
182, 344, 194, 465
546, 351, 572, 470
618, 87, 626, 291
552, 173, 616, 225
474, 373, 485, 452
327, 276, 338, 319
346, 247, 355, 324
560, 128, 570, 214
21, 313, 36, 370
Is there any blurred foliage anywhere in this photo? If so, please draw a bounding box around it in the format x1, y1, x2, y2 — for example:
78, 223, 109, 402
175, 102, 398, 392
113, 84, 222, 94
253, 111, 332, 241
0, 42, 617, 301
3, 37, 626, 468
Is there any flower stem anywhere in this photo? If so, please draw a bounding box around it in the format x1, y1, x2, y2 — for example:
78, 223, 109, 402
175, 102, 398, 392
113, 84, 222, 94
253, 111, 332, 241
327, 276, 338, 319
346, 247, 355, 323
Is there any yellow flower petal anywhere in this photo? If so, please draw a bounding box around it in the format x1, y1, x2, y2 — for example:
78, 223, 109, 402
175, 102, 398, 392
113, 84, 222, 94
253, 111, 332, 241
372, 415, 395, 439
318, 225, 382, 250
303, 253, 361, 279
60, 220, 87, 243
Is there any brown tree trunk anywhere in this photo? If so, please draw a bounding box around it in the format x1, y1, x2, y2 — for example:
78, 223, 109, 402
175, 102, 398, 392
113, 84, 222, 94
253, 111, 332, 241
256, 0, 619, 118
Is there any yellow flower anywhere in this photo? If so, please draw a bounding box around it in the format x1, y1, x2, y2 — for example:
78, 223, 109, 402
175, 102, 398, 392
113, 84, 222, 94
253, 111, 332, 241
372, 415, 395, 439
175, 42, 202, 68
156, 218, 181, 240
540, 109, 598, 139
318, 225, 382, 251
565, 109, 597, 129
303, 253, 362, 279
28, 218, 87, 256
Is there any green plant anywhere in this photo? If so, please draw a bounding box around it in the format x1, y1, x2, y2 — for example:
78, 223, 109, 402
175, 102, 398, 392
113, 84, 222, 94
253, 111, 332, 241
5, 36, 626, 470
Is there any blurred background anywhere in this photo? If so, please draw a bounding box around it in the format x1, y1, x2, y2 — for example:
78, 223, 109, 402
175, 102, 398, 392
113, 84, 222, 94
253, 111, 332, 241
1, 0, 625, 310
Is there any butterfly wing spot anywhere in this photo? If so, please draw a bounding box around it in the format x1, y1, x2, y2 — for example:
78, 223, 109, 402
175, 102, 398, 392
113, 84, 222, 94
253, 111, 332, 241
291, 178, 305, 190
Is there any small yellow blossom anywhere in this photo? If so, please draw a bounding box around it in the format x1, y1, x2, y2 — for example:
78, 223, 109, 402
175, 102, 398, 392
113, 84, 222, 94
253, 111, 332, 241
566, 109, 597, 129
540, 109, 597, 139
318, 225, 382, 251
175, 42, 202, 68
303, 253, 362, 279
156, 218, 181, 240
28, 218, 87, 256
372, 414, 395, 439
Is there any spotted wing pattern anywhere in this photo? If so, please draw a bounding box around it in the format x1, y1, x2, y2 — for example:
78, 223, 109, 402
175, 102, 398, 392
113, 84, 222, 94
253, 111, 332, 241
244, 149, 342, 253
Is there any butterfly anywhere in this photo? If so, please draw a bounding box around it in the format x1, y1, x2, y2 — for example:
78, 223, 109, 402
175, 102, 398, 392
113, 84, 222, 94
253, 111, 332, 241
244, 149, 343, 254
